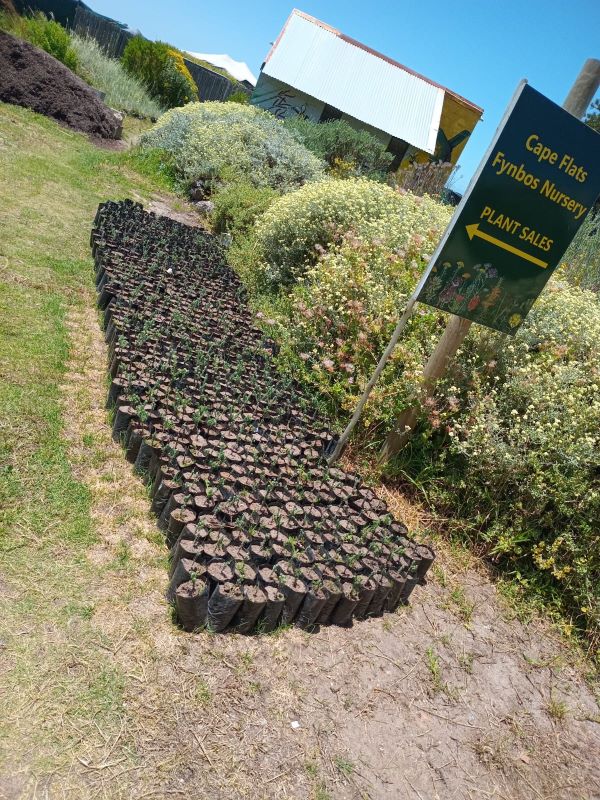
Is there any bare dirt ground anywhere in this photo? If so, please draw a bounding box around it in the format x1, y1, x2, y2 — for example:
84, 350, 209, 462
2, 206, 599, 799
147, 196, 208, 228
10, 288, 592, 800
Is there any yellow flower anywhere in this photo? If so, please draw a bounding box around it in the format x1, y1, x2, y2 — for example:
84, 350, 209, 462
508, 313, 522, 328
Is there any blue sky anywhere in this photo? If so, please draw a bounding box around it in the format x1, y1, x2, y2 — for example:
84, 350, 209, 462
92, 0, 600, 192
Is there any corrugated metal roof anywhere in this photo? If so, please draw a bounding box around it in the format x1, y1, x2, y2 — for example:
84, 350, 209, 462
263, 10, 460, 153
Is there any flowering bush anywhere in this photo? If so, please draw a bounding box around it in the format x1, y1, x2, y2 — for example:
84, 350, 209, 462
140, 102, 325, 192
253, 178, 451, 287
562, 211, 600, 293
269, 233, 445, 424
121, 36, 198, 109
406, 282, 600, 643
249, 216, 600, 643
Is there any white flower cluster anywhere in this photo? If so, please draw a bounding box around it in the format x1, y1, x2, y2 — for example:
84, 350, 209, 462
254, 177, 451, 286
441, 282, 600, 623
140, 102, 325, 191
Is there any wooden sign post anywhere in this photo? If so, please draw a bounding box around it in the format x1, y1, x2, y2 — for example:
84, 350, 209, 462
379, 59, 600, 463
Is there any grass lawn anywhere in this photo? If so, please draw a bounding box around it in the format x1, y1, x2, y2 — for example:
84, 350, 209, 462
0, 103, 172, 783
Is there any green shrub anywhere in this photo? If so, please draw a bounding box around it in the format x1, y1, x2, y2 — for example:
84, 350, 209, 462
561, 211, 600, 293
139, 102, 325, 192
0, 10, 78, 71
226, 90, 250, 105
121, 36, 198, 109
584, 98, 600, 133
212, 181, 279, 238
70, 35, 163, 118
284, 116, 393, 177
252, 178, 451, 288
235, 169, 599, 647
250, 223, 600, 645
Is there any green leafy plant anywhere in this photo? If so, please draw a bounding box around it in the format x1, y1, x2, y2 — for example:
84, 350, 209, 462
139, 102, 325, 192
584, 98, 600, 133
121, 35, 198, 110
212, 180, 279, 238
284, 116, 393, 178
0, 10, 78, 71
226, 90, 250, 105
392, 281, 600, 647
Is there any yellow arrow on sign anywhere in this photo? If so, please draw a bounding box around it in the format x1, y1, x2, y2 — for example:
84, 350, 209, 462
465, 223, 548, 269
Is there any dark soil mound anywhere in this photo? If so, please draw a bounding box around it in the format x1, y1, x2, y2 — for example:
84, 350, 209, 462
0, 30, 121, 139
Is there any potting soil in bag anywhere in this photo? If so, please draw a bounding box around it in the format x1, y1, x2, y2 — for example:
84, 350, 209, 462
352, 577, 377, 620
367, 574, 392, 617
329, 582, 359, 626
280, 575, 306, 625
258, 585, 285, 632
207, 581, 243, 632
167, 558, 206, 604
175, 577, 209, 631
231, 584, 267, 634
294, 585, 327, 629
315, 579, 342, 625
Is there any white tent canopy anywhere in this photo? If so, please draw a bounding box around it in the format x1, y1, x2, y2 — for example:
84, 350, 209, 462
185, 52, 257, 86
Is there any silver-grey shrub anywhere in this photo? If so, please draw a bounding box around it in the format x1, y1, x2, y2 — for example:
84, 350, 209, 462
139, 102, 326, 191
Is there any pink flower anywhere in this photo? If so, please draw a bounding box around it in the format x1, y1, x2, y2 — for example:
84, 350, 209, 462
299, 353, 309, 361
322, 359, 335, 372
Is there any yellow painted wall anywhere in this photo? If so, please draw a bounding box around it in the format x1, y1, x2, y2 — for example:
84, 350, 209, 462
402, 94, 482, 167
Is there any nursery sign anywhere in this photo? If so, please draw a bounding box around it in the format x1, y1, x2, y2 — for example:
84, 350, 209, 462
418, 82, 600, 334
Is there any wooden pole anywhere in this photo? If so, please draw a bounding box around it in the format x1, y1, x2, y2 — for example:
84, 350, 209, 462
563, 59, 600, 118
378, 59, 600, 465
377, 315, 471, 463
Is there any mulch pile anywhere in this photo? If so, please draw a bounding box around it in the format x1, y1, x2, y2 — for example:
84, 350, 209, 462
0, 30, 121, 139
91, 200, 436, 634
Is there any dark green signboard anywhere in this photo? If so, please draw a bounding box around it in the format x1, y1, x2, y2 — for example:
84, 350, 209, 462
418, 82, 600, 334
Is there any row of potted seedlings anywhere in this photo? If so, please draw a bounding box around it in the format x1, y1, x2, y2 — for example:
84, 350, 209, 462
91, 200, 435, 634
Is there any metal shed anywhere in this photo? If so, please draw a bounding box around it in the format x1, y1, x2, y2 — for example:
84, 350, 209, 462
252, 10, 483, 167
